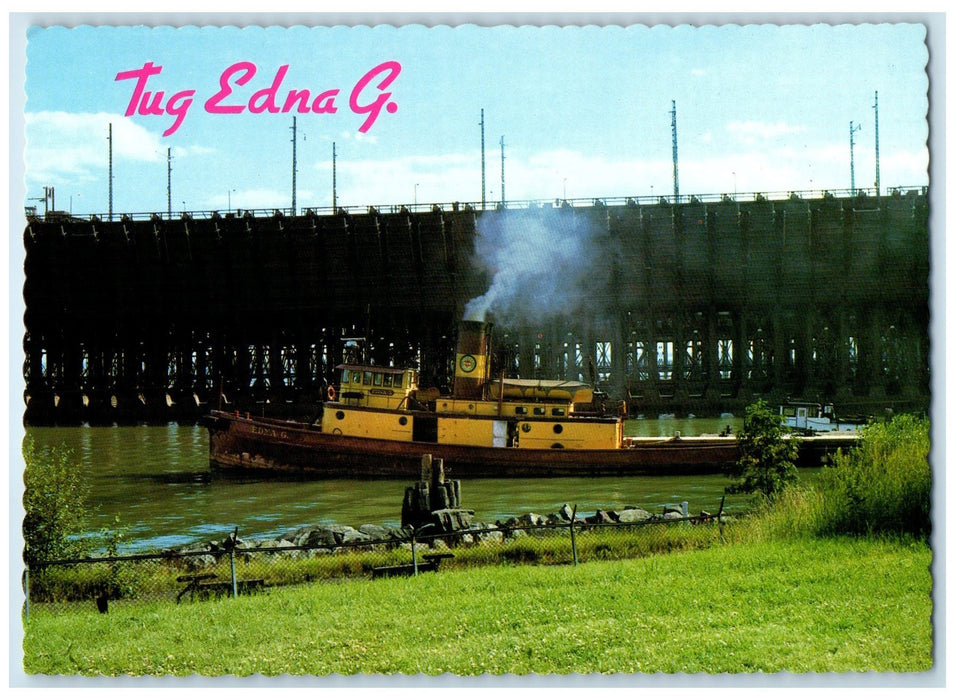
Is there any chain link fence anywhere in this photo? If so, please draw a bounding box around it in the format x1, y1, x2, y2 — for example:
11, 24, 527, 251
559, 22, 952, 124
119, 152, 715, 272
23, 500, 728, 618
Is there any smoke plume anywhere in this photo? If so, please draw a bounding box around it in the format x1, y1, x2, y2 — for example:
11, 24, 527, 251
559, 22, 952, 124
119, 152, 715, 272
463, 207, 611, 326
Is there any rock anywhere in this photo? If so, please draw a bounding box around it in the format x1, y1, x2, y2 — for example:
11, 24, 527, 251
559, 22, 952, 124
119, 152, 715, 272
617, 508, 653, 523
340, 528, 373, 545
183, 554, 216, 570
358, 524, 394, 540
430, 508, 474, 533
479, 529, 504, 544
545, 513, 565, 526
287, 526, 339, 548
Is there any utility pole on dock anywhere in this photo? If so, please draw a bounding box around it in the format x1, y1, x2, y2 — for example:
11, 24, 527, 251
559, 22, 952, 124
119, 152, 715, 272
873, 91, 881, 196
849, 120, 862, 196
166, 147, 172, 219
290, 116, 297, 215
499, 135, 506, 208
332, 142, 337, 212
108, 123, 114, 221
480, 109, 486, 211
671, 100, 680, 205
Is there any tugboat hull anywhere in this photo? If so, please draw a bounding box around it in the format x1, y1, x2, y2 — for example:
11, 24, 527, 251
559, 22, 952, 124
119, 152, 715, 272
205, 410, 742, 479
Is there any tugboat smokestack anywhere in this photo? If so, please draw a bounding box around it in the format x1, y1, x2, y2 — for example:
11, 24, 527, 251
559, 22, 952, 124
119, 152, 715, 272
453, 320, 492, 400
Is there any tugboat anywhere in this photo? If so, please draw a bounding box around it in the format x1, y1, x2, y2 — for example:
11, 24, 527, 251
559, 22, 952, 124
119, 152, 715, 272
204, 321, 742, 478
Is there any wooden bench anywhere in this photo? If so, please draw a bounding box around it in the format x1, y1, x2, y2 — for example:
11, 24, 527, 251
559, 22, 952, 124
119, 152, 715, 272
422, 552, 454, 568
176, 573, 217, 603
371, 561, 438, 578
372, 552, 454, 578
195, 579, 266, 597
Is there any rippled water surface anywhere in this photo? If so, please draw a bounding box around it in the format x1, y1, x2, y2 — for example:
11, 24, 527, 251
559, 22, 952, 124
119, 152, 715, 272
23, 417, 765, 552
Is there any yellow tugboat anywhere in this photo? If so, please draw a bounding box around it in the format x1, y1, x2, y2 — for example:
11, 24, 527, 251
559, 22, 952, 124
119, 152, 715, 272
205, 321, 747, 478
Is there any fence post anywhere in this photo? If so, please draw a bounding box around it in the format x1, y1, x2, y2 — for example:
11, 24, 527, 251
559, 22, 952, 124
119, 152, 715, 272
411, 529, 418, 576
229, 527, 238, 598
569, 504, 578, 566
717, 495, 726, 540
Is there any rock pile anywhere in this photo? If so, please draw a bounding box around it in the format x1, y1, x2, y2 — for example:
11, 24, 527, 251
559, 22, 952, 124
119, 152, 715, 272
164, 499, 709, 570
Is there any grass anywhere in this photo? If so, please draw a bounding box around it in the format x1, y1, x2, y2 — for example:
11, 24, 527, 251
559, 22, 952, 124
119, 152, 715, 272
26, 520, 729, 605
22, 535, 932, 676
20, 412, 935, 678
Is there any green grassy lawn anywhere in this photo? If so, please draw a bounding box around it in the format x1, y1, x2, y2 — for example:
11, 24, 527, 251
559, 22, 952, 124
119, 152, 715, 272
22, 535, 933, 677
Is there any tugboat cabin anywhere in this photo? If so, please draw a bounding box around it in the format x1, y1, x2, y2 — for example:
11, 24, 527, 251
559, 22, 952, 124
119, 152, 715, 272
333, 364, 419, 411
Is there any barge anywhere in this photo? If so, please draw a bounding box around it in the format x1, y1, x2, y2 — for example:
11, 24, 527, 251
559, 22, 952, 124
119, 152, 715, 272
205, 321, 852, 478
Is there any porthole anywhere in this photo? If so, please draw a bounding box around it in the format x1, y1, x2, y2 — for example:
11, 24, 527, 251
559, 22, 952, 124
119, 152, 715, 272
398, 416, 408, 426
553, 424, 564, 434
335, 410, 345, 420
521, 423, 531, 433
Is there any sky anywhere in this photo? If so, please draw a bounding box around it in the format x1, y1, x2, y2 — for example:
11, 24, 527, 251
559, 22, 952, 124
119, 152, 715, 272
18, 20, 930, 218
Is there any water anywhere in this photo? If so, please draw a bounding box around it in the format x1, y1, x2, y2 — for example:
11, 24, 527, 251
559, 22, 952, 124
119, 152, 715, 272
22, 417, 752, 553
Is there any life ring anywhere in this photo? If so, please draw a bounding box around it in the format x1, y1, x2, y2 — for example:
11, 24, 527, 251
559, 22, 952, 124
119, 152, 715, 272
327, 385, 337, 401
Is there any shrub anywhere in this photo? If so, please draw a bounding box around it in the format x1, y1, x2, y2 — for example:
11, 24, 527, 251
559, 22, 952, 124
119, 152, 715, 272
725, 400, 800, 500
22, 437, 93, 566
815, 414, 931, 539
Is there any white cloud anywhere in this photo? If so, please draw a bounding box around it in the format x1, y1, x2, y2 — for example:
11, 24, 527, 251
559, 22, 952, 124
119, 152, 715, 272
24, 112, 166, 186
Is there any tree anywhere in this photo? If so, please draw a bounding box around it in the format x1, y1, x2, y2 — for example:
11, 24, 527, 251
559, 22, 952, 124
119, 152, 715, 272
22, 437, 93, 566
726, 400, 800, 500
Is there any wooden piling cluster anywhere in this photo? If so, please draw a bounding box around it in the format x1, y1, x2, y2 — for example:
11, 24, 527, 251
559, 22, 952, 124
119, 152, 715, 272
401, 454, 471, 530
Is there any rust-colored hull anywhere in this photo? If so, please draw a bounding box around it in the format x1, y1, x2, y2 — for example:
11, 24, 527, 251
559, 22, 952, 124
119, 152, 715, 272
204, 410, 743, 479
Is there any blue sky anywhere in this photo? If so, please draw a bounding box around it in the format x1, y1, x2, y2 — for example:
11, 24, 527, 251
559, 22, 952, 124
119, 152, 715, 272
20, 21, 929, 217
